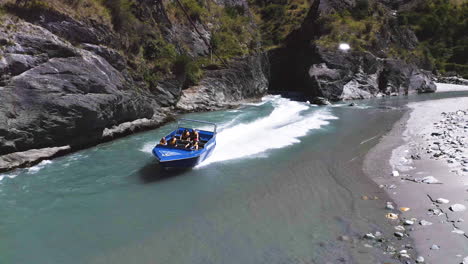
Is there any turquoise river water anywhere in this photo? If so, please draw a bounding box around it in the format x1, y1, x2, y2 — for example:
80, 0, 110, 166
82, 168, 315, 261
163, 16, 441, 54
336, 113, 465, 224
1, 91, 468, 264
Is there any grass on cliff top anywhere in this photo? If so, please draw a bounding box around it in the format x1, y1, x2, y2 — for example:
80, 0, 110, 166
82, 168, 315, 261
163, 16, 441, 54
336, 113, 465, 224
1, 0, 112, 27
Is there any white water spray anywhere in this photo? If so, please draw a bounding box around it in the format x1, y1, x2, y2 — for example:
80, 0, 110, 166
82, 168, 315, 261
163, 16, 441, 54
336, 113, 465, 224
140, 96, 338, 167
197, 96, 337, 166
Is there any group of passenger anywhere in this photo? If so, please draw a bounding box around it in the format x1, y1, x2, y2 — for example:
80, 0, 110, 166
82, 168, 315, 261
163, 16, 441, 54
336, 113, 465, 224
159, 129, 200, 150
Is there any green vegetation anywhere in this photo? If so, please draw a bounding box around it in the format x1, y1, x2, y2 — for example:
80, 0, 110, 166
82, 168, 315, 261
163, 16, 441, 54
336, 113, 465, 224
398, 0, 468, 77
168, 0, 208, 21
166, 1, 257, 62
143, 38, 177, 73
315, 1, 437, 70
173, 55, 203, 87
210, 5, 257, 61
248, 0, 310, 48
315, 1, 384, 52
103, 0, 137, 32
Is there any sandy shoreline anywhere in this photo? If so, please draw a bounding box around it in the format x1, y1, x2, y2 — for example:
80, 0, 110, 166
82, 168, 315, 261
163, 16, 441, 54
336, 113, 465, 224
365, 95, 468, 263
435, 83, 468, 93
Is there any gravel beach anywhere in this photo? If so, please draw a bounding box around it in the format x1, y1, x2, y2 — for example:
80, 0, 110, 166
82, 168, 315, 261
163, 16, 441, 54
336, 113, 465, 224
365, 85, 468, 263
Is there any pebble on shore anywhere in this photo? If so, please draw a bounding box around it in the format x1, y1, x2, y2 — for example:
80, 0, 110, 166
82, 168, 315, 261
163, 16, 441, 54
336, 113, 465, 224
430, 244, 440, 250
419, 220, 433, 226
436, 198, 450, 204
386, 107, 468, 263
450, 204, 467, 212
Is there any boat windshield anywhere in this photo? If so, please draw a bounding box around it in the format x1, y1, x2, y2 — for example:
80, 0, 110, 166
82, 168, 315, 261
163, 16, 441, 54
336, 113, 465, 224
176, 119, 217, 134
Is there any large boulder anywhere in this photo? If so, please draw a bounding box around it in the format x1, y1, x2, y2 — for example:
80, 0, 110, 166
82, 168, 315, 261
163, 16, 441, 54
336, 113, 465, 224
0, 21, 154, 155
379, 59, 436, 94
292, 47, 436, 101
177, 54, 269, 111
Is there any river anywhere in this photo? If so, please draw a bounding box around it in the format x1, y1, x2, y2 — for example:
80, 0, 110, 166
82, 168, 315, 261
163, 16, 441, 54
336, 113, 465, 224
2, 90, 468, 264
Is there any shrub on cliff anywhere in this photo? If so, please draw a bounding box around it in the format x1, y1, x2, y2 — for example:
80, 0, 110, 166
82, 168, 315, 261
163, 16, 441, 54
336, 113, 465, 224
168, 0, 207, 21
398, 0, 468, 77
209, 4, 257, 61
173, 55, 203, 87
351, 0, 370, 20
103, 0, 136, 32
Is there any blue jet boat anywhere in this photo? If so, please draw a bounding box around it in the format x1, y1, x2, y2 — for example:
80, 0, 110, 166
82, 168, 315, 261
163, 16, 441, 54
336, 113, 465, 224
152, 119, 217, 168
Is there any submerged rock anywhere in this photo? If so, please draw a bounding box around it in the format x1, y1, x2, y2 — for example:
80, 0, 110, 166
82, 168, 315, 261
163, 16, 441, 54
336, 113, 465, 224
0, 146, 71, 172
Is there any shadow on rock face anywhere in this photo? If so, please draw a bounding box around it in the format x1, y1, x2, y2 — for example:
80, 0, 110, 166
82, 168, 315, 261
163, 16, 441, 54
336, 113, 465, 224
137, 161, 191, 184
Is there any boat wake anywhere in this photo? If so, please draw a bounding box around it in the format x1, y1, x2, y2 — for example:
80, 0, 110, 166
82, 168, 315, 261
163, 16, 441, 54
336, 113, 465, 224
140, 96, 338, 167
197, 96, 337, 167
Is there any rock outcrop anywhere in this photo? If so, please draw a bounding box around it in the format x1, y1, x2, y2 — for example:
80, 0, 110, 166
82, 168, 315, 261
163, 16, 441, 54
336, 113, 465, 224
268, 0, 437, 101
0, 0, 443, 171
0, 20, 155, 156
177, 54, 269, 111
0, 146, 71, 173
0, 0, 269, 171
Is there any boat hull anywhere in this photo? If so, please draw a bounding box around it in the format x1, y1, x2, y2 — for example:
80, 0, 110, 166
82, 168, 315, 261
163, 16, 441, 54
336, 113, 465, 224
154, 143, 216, 168
158, 156, 200, 168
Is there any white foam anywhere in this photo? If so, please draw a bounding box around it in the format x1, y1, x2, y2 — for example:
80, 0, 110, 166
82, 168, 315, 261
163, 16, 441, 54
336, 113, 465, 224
331, 103, 371, 109
140, 96, 338, 166
0, 172, 18, 182
27, 160, 53, 174
139, 114, 244, 154
197, 97, 337, 167
140, 142, 157, 154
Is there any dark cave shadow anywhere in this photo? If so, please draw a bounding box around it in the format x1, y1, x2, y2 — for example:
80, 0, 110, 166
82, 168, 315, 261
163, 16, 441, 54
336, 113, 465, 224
137, 161, 192, 184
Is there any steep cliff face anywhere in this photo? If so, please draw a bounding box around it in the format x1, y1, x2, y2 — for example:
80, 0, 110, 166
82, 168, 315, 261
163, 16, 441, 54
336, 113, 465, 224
0, 0, 268, 169
177, 54, 269, 111
267, 0, 436, 102
0, 0, 445, 170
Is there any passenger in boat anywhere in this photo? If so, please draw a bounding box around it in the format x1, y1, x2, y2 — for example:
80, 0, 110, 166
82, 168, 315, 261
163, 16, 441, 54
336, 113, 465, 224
159, 137, 167, 145
184, 141, 199, 150
191, 130, 199, 142
168, 137, 177, 146
181, 129, 191, 141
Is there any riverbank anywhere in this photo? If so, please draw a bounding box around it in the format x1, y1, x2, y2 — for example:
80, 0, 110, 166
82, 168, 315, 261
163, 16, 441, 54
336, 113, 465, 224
365, 90, 468, 263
